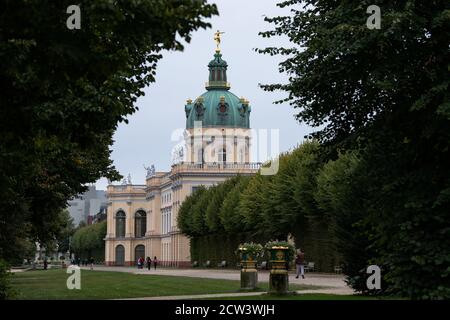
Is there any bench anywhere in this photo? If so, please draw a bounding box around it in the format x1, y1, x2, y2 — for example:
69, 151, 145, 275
305, 262, 315, 273
217, 260, 227, 268
257, 261, 268, 270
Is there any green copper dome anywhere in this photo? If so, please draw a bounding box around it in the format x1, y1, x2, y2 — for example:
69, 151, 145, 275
185, 52, 251, 129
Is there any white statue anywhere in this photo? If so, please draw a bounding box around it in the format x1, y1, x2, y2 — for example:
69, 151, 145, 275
171, 146, 185, 164
144, 164, 156, 178
127, 173, 132, 185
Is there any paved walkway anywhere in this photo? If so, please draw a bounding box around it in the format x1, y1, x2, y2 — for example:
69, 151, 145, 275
122, 288, 354, 300
81, 266, 354, 299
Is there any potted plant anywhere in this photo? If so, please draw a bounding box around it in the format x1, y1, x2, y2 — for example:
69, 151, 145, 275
236, 242, 263, 270
236, 242, 264, 290
264, 240, 295, 269
264, 240, 296, 294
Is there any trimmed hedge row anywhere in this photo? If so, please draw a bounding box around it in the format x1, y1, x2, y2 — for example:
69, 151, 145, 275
190, 221, 340, 273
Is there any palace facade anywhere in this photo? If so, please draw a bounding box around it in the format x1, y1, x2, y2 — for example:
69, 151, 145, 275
105, 46, 260, 267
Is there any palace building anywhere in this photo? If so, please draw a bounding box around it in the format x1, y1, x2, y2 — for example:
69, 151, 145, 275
105, 36, 261, 267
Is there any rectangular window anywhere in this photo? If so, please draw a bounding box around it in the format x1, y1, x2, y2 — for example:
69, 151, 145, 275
192, 186, 200, 194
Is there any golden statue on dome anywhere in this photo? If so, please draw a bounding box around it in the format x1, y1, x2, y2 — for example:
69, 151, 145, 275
214, 30, 225, 52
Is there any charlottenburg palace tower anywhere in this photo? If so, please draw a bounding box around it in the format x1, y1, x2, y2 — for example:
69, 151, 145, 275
105, 32, 261, 267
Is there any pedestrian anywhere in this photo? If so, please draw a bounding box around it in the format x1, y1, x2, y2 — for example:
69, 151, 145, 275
295, 249, 305, 279
146, 257, 152, 270
89, 256, 94, 270
153, 256, 158, 270
137, 257, 142, 269
43, 258, 48, 270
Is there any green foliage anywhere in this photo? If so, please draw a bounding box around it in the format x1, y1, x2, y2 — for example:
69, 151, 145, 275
39, 209, 75, 255
236, 242, 264, 259
315, 151, 372, 292
0, 0, 217, 263
179, 142, 340, 272
259, 0, 450, 299
219, 176, 250, 233
55, 210, 75, 254
1, 235, 36, 266
190, 187, 211, 236
205, 179, 236, 233
190, 232, 271, 267
0, 259, 13, 300
264, 240, 296, 261
178, 186, 207, 236
238, 174, 271, 237
71, 221, 106, 260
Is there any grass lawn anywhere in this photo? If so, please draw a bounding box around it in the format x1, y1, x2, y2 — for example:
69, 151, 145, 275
10, 269, 324, 300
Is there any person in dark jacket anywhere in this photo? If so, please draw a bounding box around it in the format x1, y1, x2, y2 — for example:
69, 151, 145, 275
153, 256, 158, 270
146, 257, 152, 270
295, 249, 305, 279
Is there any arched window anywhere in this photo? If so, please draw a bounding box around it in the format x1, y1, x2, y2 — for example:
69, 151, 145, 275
115, 211, 126, 238
135, 210, 147, 238
135, 245, 145, 264
115, 245, 125, 266
217, 69, 222, 81
218, 148, 226, 163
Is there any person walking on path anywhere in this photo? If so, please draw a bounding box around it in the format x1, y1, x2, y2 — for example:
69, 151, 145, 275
137, 257, 144, 269
295, 249, 305, 279
89, 256, 94, 270
146, 257, 152, 270
153, 256, 158, 270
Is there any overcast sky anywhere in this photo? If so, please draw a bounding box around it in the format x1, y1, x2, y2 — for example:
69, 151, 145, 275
95, 0, 311, 190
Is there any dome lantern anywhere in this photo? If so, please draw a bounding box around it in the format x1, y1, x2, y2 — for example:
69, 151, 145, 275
205, 52, 230, 90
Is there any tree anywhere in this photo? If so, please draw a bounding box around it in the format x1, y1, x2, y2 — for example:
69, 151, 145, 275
239, 174, 270, 236
71, 221, 106, 259
0, 259, 13, 300
0, 0, 218, 263
178, 145, 342, 272
264, 141, 322, 239
219, 176, 250, 233
259, 0, 450, 298
205, 179, 236, 233
55, 210, 75, 254
37, 209, 75, 255
78, 221, 87, 229
178, 186, 207, 237
315, 151, 373, 292
190, 187, 212, 236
